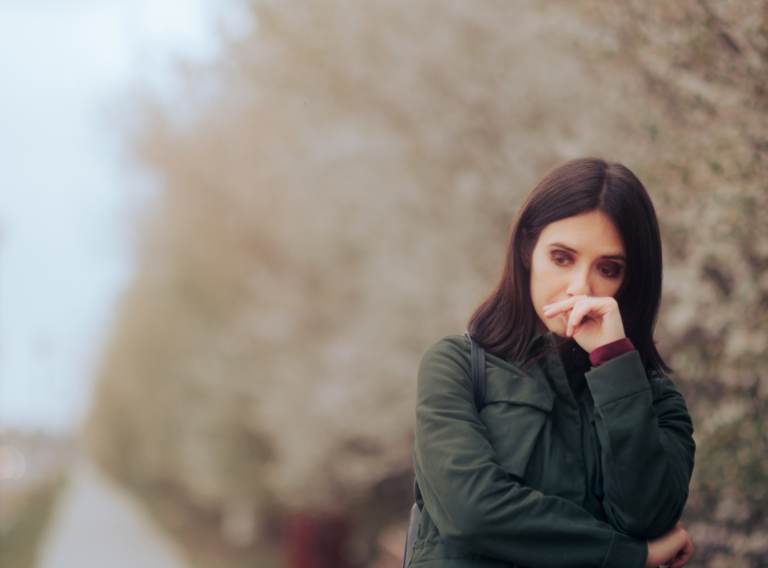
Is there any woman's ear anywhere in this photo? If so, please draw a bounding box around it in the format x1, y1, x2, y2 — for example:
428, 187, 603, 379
520, 246, 532, 271
519, 232, 538, 272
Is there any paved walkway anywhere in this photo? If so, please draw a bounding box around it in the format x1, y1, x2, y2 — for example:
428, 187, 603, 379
37, 460, 191, 568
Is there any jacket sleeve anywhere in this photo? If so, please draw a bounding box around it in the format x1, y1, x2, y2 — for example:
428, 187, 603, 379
585, 350, 696, 539
414, 336, 648, 568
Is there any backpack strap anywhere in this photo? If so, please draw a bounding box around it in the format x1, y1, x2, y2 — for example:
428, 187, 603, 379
402, 502, 421, 568
402, 334, 487, 568
464, 332, 486, 412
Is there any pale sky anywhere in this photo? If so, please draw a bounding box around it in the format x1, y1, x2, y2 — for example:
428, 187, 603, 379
0, 0, 247, 432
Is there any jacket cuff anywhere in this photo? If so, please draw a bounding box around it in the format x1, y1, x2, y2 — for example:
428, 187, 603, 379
602, 533, 647, 568
585, 350, 650, 408
590, 338, 635, 367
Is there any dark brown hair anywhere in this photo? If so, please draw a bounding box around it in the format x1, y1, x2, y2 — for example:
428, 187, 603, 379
467, 157, 671, 375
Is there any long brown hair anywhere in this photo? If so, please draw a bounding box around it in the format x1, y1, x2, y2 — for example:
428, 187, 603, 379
467, 157, 671, 375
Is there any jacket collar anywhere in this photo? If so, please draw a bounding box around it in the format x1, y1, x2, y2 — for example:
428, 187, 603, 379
520, 328, 558, 364
517, 329, 589, 374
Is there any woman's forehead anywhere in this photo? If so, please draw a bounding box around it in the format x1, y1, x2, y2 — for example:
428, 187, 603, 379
538, 211, 625, 257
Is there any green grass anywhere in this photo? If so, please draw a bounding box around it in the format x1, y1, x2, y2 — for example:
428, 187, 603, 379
0, 477, 66, 568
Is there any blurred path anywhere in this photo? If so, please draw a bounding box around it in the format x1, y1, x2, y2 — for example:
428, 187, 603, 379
37, 459, 191, 568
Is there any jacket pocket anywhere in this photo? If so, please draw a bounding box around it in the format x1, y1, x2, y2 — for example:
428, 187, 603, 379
480, 367, 555, 480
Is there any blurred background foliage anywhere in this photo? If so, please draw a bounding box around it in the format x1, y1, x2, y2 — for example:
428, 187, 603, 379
85, 0, 768, 566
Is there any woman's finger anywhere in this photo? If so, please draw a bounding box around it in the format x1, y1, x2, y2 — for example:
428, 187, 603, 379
669, 536, 694, 568
542, 297, 579, 318
543, 295, 600, 318
566, 299, 598, 337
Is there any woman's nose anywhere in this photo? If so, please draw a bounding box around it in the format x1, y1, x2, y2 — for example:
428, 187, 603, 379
566, 266, 593, 297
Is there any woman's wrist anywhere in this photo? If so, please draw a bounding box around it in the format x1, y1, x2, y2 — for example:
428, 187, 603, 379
589, 337, 635, 367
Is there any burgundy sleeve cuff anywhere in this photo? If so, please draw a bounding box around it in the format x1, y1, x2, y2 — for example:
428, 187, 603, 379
590, 338, 635, 367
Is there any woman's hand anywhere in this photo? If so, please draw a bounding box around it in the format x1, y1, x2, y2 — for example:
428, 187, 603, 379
542, 295, 625, 353
645, 522, 694, 568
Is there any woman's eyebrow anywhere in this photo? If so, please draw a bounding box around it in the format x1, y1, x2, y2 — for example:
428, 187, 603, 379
547, 242, 626, 261
547, 242, 578, 254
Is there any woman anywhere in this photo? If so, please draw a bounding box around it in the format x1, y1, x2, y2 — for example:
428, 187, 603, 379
411, 158, 695, 568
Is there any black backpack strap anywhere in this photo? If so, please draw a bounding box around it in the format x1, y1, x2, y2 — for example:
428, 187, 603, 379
464, 332, 486, 412
402, 334, 486, 568
402, 502, 421, 568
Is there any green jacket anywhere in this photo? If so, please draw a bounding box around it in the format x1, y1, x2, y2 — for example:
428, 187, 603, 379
411, 333, 695, 568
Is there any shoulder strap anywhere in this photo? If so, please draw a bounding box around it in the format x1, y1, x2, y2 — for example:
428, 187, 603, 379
402, 502, 421, 568
464, 332, 486, 412
403, 334, 486, 568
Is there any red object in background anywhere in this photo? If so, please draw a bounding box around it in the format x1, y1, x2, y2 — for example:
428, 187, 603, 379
283, 512, 349, 568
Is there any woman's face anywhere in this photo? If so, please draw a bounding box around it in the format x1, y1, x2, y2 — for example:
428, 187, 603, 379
529, 210, 626, 337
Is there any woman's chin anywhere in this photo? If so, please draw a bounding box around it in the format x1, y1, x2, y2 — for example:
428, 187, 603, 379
539, 316, 568, 338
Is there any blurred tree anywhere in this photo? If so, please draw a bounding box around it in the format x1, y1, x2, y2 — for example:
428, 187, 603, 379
581, 1, 768, 563
87, 0, 768, 565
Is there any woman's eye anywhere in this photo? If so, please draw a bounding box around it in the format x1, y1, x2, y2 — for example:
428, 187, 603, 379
598, 263, 622, 278
551, 253, 571, 266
